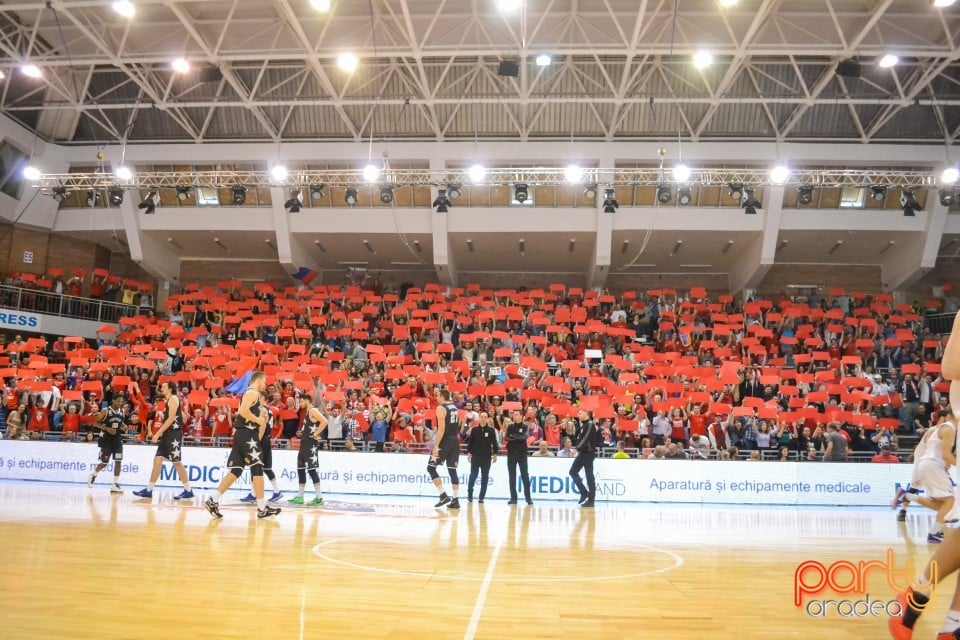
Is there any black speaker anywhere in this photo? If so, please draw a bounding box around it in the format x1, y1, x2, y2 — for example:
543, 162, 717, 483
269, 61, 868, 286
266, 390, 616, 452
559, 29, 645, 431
198, 66, 224, 83
836, 59, 861, 78
497, 60, 520, 78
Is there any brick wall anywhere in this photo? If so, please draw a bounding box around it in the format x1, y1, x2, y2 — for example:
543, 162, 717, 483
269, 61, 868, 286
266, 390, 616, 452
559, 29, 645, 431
756, 264, 882, 295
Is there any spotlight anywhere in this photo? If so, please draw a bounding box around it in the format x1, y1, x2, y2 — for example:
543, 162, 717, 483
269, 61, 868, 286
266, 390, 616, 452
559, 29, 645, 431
379, 185, 394, 204
584, 183, 598, 199
270, 165, 288, 182
879, 54, 899, 69
86, 190, 98, 207
728, 182, 744, 200
138, 190, 160, 214
231, 184, 247, 205
171, 58, 190, 73
468, 164, 486, 183
108, 187, 124, 206
112, 1, 135, 17
345, 188, 359, 206
770, 165, 789, 184
677, 186, 692, 206
742, 188, 761, 214
564, 165, 583, 183
284, 190, 303, 212
692, 51, 713, 69
338, 52, 358, 73
602, 187, 618, 213
939, 188, 957, 207
51, 187, 69, 203
797, 185, 814, 205
21, 64, 41, 78
22, 165, 40, 180
310, 0, 331, 10
901, 189, 920, 216
514, 183, 529, 203
176, 186, 191, 202
673, 164, 691, 182
433, 188, 451, 213
535, 54, 552, 67
446, 184, 462, 199
310, 184, 325, 200
115, 165, 133, 181
363, 163, 380, 183
656, 184, 672, 204
870, 185, 887, 202
942, 167, 959, 184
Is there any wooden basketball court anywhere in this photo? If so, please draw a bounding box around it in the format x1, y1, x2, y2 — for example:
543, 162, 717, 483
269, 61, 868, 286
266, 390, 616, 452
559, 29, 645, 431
0, 481, 949, 639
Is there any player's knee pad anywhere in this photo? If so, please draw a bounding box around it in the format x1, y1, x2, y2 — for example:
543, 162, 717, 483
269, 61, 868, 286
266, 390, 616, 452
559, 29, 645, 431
447, 467, 458, 485
427, 461, 440, 480
307, 469, 320, 484
298, 469, 307, 485
230, 467, 243, 478
249, 464, 263, 478
263, 469, 276, 481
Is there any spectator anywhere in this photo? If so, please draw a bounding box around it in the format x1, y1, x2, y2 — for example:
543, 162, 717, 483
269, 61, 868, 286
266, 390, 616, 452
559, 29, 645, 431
823, 423, 848, 461
612, 441, 630, 459
647, 445, 666, 460
871, 444, 900, 463
557, 437, 575, 458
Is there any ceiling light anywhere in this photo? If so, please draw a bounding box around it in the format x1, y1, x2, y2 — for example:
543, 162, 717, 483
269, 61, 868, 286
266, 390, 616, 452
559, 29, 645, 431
770, 165, 789, 184
433, 188, 451, 213
722, 239, 734, 254
519, 238, 525, 255
362, 239, 375, 253
115, 165, 133, 181
22, 165, 40, 181
677, 186, 692, 206
138, 190, 160, 214
167, 237, 183, 251
467, 239, 474, 252
310, 184, 325, 200
656, 184, 672, 204
901, 189, 920, 216
21, 64, 41, 78
878, 54, 899, 68
742, 188, 761, 214
112, 1, 135, 17
692, 51, 713, 69
568, 238, 576, 252
51, 187, 69, 203
363, 163, 380, 183
108, 187, 124, 206
285, 190, 303, 212
345, 188, 359, 206
535, 54, 552, 67
231, 184, 247, 205
0, 70, 5, 80
514, 183, 529, 203
171, 58, 190, 73
719, 0, 739, 6
797, 185, 814, 205
379, 185, 394, 204
870, 185, 887, 202
270, 165, 288, 182
314, 240, 326, 252
942, 167, 959, 184
934, 0, 956, 7
86, 190, 98, 207
310, 0, 331, 11
468, 164, 486, 183
621, 239, 630, 253
828, 240, 844, 256
446, 183, 462, 199
338, 53, 358, 73
670, 240, 683, 256
603, 188, 618, 213
938, 189, 957, 207
413, 240, 422, 253
496, 0, 523, 12
673, 164, 691, 182
176, 186, 192, 202
564, 164, 583, 183
728, 182, 744, 200
213, 238, 229, 251
776, 239, 789, 253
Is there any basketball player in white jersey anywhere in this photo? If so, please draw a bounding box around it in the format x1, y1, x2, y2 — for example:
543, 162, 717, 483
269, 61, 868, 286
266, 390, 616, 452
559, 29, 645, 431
893, 421, 933, 522
890, 310, 960, 640
892, 413, 956, 542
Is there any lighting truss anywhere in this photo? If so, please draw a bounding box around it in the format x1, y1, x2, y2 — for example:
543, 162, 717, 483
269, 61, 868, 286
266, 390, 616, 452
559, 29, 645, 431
31, 167, 940, 193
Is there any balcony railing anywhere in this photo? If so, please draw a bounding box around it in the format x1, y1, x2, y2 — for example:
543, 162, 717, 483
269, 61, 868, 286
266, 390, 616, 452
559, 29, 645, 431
0, 284, 137, 325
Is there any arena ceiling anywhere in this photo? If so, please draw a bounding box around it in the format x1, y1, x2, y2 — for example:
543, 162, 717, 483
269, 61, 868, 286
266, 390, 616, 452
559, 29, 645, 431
0, 0, 958, 145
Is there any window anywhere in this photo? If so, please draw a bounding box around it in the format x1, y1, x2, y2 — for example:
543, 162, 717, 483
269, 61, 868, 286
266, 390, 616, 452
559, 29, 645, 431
839, 186, 865, 209
0, 140, 29, 199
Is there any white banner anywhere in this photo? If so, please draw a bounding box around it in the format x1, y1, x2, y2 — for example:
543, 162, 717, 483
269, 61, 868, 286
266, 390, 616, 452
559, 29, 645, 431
0, 309, 41, 331
0, 441, 915, 506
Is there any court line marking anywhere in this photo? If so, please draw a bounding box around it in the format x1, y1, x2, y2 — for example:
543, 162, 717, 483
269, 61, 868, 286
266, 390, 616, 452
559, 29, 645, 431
311, 536, 684, 583
463, 532, 503, 640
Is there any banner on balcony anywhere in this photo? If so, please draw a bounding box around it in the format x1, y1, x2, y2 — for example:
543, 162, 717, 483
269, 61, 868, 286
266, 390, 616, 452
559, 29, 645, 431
0, 309, 40, 330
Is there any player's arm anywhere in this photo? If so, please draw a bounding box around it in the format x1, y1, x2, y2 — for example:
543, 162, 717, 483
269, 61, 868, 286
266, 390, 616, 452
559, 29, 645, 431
154, 395, 179, 439
941, 425, 957, 467
92, 409, 116, 435
308, 407, 328, 438
433, 405, 446, 454
942, 313, 960, 381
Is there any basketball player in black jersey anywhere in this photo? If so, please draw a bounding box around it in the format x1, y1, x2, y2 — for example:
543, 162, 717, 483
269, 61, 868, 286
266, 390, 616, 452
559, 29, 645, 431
133, 381, 193, 499
240, 390, 284, 504
288, 394, 328, 506
429, 388, 461, 509
204, 372, 281, 519
87, 395, 127, 493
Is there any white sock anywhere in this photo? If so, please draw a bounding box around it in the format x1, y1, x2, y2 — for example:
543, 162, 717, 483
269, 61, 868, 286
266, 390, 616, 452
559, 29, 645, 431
270, 477, 280, 493
452, 486, 459, 498
298, 486, 305, 498
182, 482, 191, 491
256, 498, 266, 510
314, 484, 323, 500
147, 482, 155, 491
940, 610, 960, 633
933, 524, 944, 534
214, 491, 224, 503
436, 485, 446, 496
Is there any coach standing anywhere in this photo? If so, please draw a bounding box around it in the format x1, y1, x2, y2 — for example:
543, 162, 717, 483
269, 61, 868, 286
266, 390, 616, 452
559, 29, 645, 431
505, 409, 533, 505
569, 409, 597, 507
466, 411, 498, 503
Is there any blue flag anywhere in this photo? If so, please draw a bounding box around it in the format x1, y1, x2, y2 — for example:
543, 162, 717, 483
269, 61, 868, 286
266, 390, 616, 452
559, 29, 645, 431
224, 370, 254, 395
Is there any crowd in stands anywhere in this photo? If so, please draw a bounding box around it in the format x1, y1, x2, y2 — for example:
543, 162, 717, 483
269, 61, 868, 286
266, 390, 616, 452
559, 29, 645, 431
0, 276, 954, 464
1, 267, 154, 321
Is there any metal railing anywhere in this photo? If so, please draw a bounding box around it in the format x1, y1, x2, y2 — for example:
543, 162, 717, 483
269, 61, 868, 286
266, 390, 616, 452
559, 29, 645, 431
0, 284, 136, 325
925, 311, 955, 335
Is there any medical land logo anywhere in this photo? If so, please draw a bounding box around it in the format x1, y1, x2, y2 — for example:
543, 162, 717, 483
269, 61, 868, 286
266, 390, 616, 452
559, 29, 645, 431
794, 549, 937, 618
